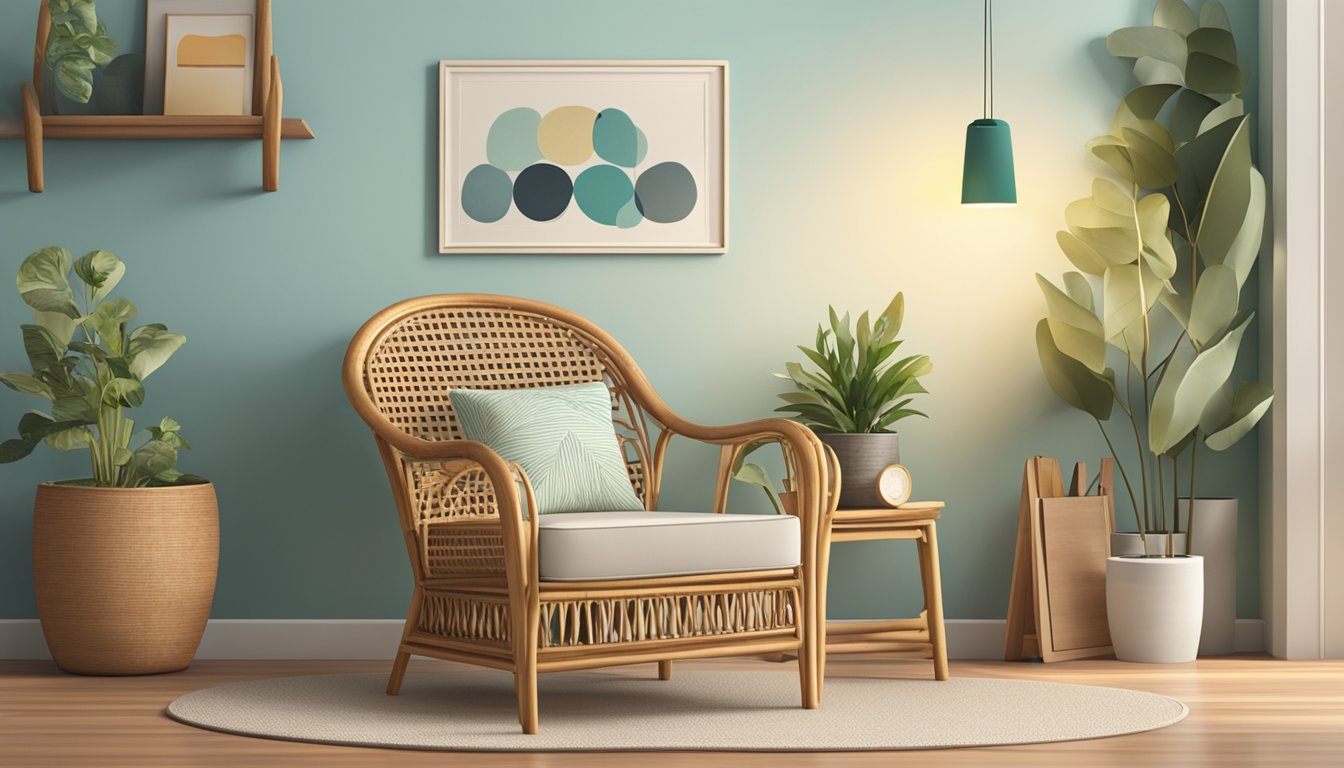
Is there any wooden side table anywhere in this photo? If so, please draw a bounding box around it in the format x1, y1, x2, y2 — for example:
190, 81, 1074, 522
825, 501, 949, 680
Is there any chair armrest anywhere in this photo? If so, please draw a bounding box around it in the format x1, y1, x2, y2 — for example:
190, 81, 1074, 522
374, 429, 540, 595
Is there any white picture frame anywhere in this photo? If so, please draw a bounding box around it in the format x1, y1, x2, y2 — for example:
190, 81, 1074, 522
439, 61, 728, 254
144, 0, 256, 115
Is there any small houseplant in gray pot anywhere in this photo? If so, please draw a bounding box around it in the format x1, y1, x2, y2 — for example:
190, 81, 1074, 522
770, 293, 931, 509
0, 246, 215, 675
1035, 0, 1270, 660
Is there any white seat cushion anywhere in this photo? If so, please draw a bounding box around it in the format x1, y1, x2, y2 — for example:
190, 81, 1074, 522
537, 511, 800, 581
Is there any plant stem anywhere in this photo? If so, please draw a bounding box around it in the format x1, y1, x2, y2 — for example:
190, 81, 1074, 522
1187, 432, 1198, 555
1157, 455, 1167, 533
1096, 417, 1145, 548
1172, 452, 1181, 534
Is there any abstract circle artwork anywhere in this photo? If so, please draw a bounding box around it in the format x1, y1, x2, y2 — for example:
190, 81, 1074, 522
463, 104, 697, 228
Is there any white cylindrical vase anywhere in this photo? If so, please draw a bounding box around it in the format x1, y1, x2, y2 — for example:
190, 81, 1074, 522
1181, 497, 1238, 656
1106, 555, 1204, 663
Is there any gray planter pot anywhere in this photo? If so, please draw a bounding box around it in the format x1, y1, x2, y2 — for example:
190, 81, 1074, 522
817, 432, 901, 509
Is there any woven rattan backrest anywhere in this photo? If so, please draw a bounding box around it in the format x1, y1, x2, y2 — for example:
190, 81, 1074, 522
360, 302, 652, 503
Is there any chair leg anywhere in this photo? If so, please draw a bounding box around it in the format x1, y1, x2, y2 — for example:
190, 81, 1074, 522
386, 648, 411, 695
515, 666, 538, 734
918, 523, 950, 681
513, 601, 541, 734
658, 660, 672, 680
798, 580, 822, 709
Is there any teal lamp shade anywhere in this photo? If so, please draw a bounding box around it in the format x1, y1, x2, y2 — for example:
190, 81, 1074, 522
961, 118, 1017, 206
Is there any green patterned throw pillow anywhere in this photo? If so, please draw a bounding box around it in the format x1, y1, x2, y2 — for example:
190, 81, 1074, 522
449, 382, 645, 515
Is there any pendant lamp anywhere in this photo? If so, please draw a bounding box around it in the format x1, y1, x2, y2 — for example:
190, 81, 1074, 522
961, 0, 1016, 206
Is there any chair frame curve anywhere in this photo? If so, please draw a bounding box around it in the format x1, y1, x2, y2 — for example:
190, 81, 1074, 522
343, 294, 833, 733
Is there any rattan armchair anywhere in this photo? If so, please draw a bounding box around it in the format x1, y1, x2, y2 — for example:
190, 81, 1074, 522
343, 294, 836, 734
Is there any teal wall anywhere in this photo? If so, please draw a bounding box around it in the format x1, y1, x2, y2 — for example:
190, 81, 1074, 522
0, 0, 1263, 622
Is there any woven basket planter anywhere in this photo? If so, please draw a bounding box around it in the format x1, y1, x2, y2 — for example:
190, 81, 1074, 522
31, 482, 218, 675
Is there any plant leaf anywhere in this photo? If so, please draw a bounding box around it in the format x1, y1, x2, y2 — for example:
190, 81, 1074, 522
1108, 26, 1187, 69
86, 297, 138, 356
21, 324, 66, 373
1219, 167, 1266, 288
1205, 381, 1273, 450
1037, 274, 1106, 373
1102, 262, 1165, 340
74, 250, 125, 301
1123, 84, 1181, 120
1122, 128, 1179, 189
17, 247, 79, 318
1171, 89, 1219, 147
1195, 115, 1252, 267
1187, 26, 1237, 64
0, 372, 54, 400
1133, 56, 1185, 87
1188, 264, 1239, 347
54, 56, 95, 103
1036, 320, 1115, 421
1149, 312, 1253, 453
1185, 52, 1243, 95
875, 293, 905, 346
1153, 0, 1197, 35
1197, 96, 1244, 137
127, 326, 186, 381
1056, 231, 1108, 275
102, 378, 145, 408
1062, 272, 1095, 312
1137, 193, 1178, 278
44, 427, 92, 451
1200, 2, 1232, 31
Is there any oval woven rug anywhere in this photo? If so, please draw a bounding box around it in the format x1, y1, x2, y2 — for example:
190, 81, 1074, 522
166, 670, 1187, 751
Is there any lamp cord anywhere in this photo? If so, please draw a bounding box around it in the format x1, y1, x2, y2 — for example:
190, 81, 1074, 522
983, 0, 994, 119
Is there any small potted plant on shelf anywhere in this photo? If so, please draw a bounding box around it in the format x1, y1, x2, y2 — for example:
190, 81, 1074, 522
42, 0, 118, 113
1034, 0, 1269, 661
747, 292, 931, 510
0, 246, 216, 675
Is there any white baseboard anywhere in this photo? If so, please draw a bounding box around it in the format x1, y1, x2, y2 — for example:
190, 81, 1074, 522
0, 618, 1266, 661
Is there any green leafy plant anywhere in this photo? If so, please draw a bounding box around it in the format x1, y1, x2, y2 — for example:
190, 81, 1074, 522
773, 293, 932, 434
728, 293, 932, 512
44, 0, 117, 105
0, 247, 198, 487
1035, 0, 1271, 553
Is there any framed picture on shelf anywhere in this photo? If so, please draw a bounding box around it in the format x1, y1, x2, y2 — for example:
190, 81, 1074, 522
439, 61, 728, 254
144, 0, 257, 115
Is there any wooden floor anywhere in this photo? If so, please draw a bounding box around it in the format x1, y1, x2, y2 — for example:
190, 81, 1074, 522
1, 655, 1341, 767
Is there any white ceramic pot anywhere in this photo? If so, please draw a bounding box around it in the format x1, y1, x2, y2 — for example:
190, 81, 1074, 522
1110, 532, 1188, 557
1106, 555, 1204, 663
1180, 498, 1238, 656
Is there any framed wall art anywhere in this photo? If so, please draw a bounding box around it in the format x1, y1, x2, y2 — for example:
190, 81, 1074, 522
144, 0, 257, 115
163, 14, 254, 115
439, 61, 728, 254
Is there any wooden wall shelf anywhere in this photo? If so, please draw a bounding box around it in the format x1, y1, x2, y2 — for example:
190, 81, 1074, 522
0, 115, 315, 141
3, 0, 313, 192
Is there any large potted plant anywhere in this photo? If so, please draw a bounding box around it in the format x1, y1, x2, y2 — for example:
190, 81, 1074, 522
0, 247, 215, 675
1035, 0, 1269, 661
770, 293, 931, 508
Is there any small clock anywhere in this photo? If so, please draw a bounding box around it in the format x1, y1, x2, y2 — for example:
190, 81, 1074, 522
875, 463, 913, 508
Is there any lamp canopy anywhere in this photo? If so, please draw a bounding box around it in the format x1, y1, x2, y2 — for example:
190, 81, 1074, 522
961, 0, 1016, 206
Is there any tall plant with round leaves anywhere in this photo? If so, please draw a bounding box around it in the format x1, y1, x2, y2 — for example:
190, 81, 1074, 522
0, 247, 198, 487
1036, 0, 1271, 553
44, 0, 117, 106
